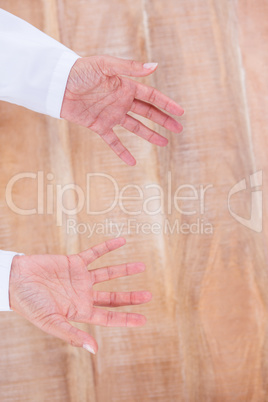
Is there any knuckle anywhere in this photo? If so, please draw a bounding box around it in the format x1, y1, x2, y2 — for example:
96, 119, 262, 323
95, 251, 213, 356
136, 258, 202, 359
125, 313, 129, 326
147, 132, 155, 142
110, 292, 117, 306
130, 59, 137, 69
130, 292, 135, 304
133, 122, 140, 133
163, 114, 170, 126
91, 246, 100, 259
107, 266, 112, 280
90, 270, 96, 285
67, 327, 79, 347
110, 138, 120, 148
149, 88, 156, 103
66, 305, 77, 320
70, 339, 77, 347
120, 115, 127, 125
126, 263, 130, 275
146, 105, 154, 120
165, 99, 171, 109
107, 310, 114, 326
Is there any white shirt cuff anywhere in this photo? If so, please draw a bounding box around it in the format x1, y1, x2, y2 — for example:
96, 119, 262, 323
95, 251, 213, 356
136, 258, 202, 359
0, 250, 24, 311
46, 51, 81, 119
0, 8, 81, 119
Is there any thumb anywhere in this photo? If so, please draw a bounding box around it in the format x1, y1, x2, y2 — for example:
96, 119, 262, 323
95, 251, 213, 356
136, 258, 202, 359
100, 55, 158, 77
43, 315, 98, 354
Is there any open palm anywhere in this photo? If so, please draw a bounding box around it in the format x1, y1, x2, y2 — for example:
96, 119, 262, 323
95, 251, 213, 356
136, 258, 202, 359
60, 55, 184, 165
9, 238, 151, 354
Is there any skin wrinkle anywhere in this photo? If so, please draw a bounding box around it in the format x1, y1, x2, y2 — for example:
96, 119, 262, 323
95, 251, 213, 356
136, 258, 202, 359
70, 61, 103, 94
148, 87, 157, 104
145, 103, 154, 120
91, 245, 101, 260
119, 149, 128, 158
54, 266, 70, 298
146, 131, 155, 142
66, 255, 79, 298
162, 113, 172, 128
107, 266, 113, 281
86, 112, 102, 131
66, 303, 75, 321
110, 292, 116, 307
132, 119, 142, 134
40, 312, 59, 329
36, 283, 64, 304
23, 275, 71, 302
105, 239, 114, 252
126, 263, 130, 276
109, 138, 120, 148
76, 252, 88, 269
92, 291, 140, 307
90, 269, 96, 286
85, 91, 122, 132
130, 291, 134, 305
107, 310, 114, 326
100, 131, 118, 146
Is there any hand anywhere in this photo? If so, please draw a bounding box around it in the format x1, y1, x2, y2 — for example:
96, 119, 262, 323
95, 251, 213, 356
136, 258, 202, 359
60, 55, 184, 165
9, 238, 151, 354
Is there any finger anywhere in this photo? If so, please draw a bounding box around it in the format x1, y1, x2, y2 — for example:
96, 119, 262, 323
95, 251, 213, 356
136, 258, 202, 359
99, 55, 159, 77
41, 314, 98, 354
78, 237, 126, 266
130, 99, 183, 133
121, 115, 168, 147
90, 262, 146, 284
87, 308, 147, 327
93, 290, 152, 307
131, 79, 184, 116
100, 129, 136, 166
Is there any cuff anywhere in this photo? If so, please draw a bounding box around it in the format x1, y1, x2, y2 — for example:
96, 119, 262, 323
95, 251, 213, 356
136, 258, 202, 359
46, 51, 81, 119
0, 250, 24, 311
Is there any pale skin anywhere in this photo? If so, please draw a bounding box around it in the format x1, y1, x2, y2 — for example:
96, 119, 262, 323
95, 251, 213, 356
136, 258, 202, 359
10, 238, 151, 355
8, 56, 184, 354
60, 55, 184, 165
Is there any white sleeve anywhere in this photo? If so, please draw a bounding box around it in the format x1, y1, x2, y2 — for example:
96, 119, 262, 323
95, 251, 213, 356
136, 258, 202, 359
0, 8, 81, 118
0, 250, 24, 311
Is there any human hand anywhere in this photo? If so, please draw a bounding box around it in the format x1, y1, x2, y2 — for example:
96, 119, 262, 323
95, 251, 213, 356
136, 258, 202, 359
60, 55, 184, 165
9, 238, 151, 354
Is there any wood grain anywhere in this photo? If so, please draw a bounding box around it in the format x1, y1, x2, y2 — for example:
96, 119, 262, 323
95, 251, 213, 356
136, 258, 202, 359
0, 0, 267, 400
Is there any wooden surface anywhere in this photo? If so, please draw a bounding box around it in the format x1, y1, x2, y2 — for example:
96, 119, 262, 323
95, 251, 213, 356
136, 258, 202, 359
0, 0, 267, 401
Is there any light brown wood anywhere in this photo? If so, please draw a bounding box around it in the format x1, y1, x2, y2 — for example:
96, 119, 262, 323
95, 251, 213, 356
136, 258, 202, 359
0, 0, 267, 400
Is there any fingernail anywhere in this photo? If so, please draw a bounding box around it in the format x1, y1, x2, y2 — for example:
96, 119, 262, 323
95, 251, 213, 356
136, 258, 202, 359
83, 344, 95, 354
143, 62, 158, 69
